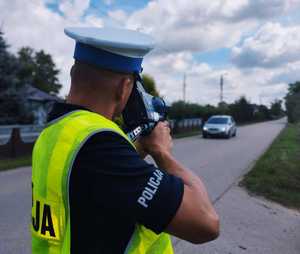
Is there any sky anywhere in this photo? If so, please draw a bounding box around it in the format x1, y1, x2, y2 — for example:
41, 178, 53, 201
1, 0, 300, 106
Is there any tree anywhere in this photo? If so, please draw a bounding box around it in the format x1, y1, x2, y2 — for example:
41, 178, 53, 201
0, 30, 19, 94
287, 81, 300, 96
0, 30, 23, 124
270, 99, 283, 117
229, 96, 254, 123
17, 47, 62, 95
169, 101, 189, 120
0, 31, 62, 124
17, 47, 35, 85
254, 105, 271, 121
142, 74, 159, 97
167, 97, 272, 124
285, 81, 300, 123
168, 101, 223, 121
34, 50, 62, 94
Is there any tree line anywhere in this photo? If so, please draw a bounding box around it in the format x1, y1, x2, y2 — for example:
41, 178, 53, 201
142, 76, 285, 124
168, 97, 284, 124
1, 28, 297, 126
285, 81, 300, 123
0, 30, 61, 124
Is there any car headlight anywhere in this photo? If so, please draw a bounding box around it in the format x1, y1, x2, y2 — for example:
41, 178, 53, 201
221, 127, 226, 132
203, 126, 208, 131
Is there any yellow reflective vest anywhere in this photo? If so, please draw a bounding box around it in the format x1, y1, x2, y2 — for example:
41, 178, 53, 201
31, 110, 174, 254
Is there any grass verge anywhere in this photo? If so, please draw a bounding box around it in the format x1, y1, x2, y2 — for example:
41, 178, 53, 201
173, 130, 202, 139
0, 130, 201, 172
242, 123, 300, 209
0, 156, 32, 172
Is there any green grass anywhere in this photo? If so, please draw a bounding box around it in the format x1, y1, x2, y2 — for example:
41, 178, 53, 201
0, 130, 201, 171
0, 156, 32, 172
242, 123, 300, 209
173, 130, 202, 139
237, 117, 281, 126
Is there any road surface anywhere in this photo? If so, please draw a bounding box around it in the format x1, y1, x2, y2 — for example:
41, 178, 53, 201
0, 118, 293, 253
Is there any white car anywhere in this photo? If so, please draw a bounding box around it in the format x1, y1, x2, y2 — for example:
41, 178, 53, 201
202, 115, 237, 139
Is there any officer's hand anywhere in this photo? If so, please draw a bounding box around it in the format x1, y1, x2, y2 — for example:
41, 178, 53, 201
139, 121, 173, 157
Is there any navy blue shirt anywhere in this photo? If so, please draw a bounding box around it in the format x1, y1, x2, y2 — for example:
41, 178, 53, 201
47, 103, 184, 254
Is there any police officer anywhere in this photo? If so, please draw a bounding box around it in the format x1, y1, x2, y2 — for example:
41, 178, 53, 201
31, 27, 219, 254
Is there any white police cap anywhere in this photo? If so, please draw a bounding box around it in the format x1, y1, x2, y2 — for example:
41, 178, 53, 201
64, 27, 155, 74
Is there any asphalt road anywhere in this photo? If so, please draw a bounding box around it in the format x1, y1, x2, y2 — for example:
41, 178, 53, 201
0, 118, 287, 253
173, 118, 286, 202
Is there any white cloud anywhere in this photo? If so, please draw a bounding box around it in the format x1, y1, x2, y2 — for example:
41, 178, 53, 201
143, 51, 290, 106
103, 0, 114, 6
0, 0, 105, 96
124, 0, 256, 54
224, 0, 300, 21
81, 0, 298, 105
85, 15, 104, 27
121, 0, 300, 54
271, 61, 300, 85
0, 0, 297, 105
231, 22, 300, 68
59, 0, 90, 21
108, 9, 128, 23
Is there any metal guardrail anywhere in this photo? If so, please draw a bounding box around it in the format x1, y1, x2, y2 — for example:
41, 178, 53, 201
0, 118, 202, 159
0, 128, 35, 159
0, 125, 43, 145
0, 125, 44, 135
169, 118, 202, 134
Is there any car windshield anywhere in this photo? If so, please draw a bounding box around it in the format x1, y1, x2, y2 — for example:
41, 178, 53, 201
207, 117, 229, 124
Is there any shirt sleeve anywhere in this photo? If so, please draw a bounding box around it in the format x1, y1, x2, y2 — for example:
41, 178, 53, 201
74, 131, 184, 234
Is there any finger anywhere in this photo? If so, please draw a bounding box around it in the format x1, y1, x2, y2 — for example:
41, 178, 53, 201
163, 121, 170, 128
161, 121, 171, 131
170, 140, 173, 149
157, 121, 165, 129
163, 126, 170, 135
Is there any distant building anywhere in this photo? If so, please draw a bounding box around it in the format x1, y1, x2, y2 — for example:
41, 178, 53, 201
21, 84, 62, 125
251, 104, 260, 115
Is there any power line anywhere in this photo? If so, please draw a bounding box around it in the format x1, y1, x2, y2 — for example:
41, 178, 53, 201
259, 94, 263, 105
183, 73, 186, 102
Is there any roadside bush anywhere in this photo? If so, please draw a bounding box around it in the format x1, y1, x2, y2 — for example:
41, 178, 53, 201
286, 91, 300, 123
168, 96, 280, 125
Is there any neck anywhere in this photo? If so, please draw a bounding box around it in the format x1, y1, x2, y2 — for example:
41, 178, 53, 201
66, 94, 115, 120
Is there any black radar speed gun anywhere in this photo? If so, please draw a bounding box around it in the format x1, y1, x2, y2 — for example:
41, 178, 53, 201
123, 74, 168, 142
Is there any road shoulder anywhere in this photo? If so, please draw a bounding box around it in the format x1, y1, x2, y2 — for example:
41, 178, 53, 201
174, 185, 300, 254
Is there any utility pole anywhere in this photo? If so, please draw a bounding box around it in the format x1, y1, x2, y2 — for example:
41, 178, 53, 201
183, 73, 186, 102
220, 74, 224, 103
0, 20, 4, 31
259, 94, 263, 105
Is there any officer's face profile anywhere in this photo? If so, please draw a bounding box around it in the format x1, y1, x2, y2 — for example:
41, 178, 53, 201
115, 75, 134, 116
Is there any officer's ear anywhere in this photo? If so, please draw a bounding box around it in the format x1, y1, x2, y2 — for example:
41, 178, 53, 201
116, 76, 133, 101
115, 76, 134, 111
